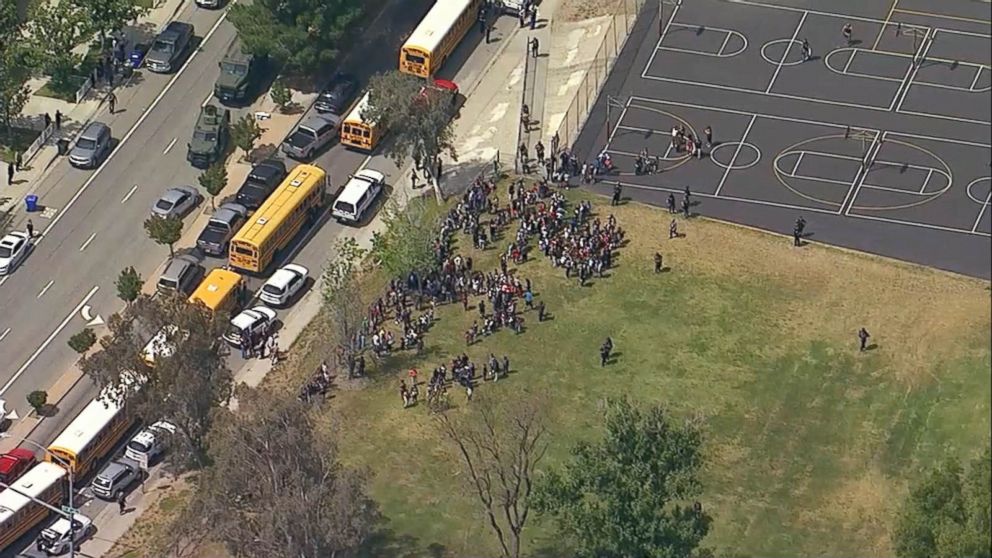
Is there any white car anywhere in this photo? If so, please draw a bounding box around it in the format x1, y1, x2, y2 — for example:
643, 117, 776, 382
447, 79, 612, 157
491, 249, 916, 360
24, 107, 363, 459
36, 513, 92, 555
124, 420, 177, 467
260, 264, 309, 307
0, 231, 29, 275
223, 306, 277, 346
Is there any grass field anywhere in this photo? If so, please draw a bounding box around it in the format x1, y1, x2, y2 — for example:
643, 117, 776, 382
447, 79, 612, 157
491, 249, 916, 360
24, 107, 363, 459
281, 190, 991, 558
115, 189, 991, 558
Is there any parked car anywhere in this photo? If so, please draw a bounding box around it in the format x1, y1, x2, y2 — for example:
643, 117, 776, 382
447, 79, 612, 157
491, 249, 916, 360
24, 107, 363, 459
214, 40, 265, 105
124, 420, 177, 467
145, 21, 193, 73
260, 264, 308, 307
151, 186, 202, 219
223, 306, 277, 346
156, 255, 204, 296
196, 202, 247, 256
91, 457, 141, 500
281, 113, 340, 160
186, 104, 230, 168
235, 159, 287, 210
68, 121, 112, 169
0, 448, 37, 486
195, 0, 222, 9
0, 231, 30, 275
314, 73, 358, 114
331, 168, 384, 223
35, 513, 92, 556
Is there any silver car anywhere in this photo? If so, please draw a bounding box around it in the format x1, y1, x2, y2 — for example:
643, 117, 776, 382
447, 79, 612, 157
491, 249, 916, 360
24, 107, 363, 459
281, 113, 339, 160
151, 186, 202, 219
68, 122, 111, 169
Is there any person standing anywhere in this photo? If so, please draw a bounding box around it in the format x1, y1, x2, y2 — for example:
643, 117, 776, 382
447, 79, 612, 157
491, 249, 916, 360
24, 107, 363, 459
6, 162, 13, 185
654, 252, 663, 273
535, 140, 545, 164
801, 38, 812, 62
681, 197, 690, 218
14, 151, 22, 172
117, 492, 127, 515
667, 193, 676, 214
842, 23, 853, 46
611, 181, 622, 206
26, 219, 34, 238
551, 131, 560, 155
55, 110, 62, 130
858, 327, 870, 351
704, 126, 713, 148
411, 167, 419, 189
669, 218, 679, 239
793, 226, 802, 247
108, 91, 117, 114
530, 36, 540, 58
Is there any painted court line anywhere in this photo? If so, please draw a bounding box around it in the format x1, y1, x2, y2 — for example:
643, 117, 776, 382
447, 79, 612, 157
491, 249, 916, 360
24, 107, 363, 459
848, 211, 991, 237
630, 95, 861, 131
893, 29, 934, 113
860, 183, 934, 196
620, 181, 844, 216
714, 114, 756, 197
970, 67, 984, 91
717, 33, 732, 56
842, 49, 857, 74
918, 168, 934, 194
765, 11, 807, 93
641, 0, 682, 79
841, 131, 882, 215
791, 152, 804, 175
974, 191, 992, 233
874, 0, 900, 50
893, 8, 992, 26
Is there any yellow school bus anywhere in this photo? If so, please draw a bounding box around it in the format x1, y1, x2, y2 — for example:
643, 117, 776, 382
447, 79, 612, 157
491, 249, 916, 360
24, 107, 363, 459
340, 91, 383, 151
0, 462, 67, 551
400, 0, 483, 78
228, 164, 326, 273
47, 384, 136, 476
189, 268, 244, 313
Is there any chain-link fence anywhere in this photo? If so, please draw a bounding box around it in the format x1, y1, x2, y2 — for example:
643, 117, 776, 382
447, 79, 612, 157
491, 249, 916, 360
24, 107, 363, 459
549, 0, 646, 151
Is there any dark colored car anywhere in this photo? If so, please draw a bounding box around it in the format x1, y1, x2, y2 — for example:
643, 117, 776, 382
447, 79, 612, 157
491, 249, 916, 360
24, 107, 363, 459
196, 202, 247, 256
314, 73, 358, 115
214, 41, 265, 105
235, 159, 287, 210
145, 21, 193, 73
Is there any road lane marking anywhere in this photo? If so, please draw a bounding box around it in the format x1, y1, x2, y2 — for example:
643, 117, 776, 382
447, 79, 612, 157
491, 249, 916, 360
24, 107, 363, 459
201, 91, 213, 107
163, 137, 178, 154
121, 184, 139, 203
34, 8, 233, 243
0, 328, 10, 342
79, 233, 97, 252
36, 280, 55, 299
0, 286, 100, 396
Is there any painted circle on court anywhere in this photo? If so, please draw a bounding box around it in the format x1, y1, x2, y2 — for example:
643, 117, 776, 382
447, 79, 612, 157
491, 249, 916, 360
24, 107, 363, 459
709, 142, 761, 170
616, 103, 698, 174
772, 135, 953, 211
966, 177, 991, 205
761, 39, 805, 66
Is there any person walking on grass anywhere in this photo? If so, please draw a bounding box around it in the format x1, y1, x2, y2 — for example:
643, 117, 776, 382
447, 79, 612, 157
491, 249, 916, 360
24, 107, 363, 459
858, 327, 871, 351
654, 252, 663, 273
669, 218, 679, 239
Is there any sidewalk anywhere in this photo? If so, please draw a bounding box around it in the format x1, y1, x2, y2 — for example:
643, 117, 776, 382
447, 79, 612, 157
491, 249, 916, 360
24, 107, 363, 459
1, 0, 187, 215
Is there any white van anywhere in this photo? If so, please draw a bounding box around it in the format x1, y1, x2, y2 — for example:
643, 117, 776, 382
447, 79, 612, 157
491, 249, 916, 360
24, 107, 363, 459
332, 169, 384, 224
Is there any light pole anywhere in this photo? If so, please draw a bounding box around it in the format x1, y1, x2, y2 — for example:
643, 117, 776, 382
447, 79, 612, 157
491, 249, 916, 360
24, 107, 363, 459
0, 434, 76, 558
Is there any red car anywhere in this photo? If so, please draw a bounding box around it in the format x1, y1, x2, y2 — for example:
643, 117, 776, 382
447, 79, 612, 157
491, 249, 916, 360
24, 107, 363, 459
0, 448, 37, 485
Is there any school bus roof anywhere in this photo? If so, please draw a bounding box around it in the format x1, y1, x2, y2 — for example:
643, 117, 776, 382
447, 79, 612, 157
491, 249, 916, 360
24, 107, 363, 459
343, 91, 373, 126
231, 164, 326, 246
404, 0, 477, 55
0, 462, 65, 523
47, 394, 125, 460
189, 268, 242, 309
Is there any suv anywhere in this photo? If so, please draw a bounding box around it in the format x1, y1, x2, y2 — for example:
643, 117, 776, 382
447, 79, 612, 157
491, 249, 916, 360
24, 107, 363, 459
36, 513, 92, 556
235, 159, 286, 210
281, 113, 339, 160
314, 73, 358, 114
0, 448, 36, 485
223, 306, 276, 346
68, 121, 111, 169
124, 421, 176, 467
196, 202, 247, 256
214, 41, 264, 105
157, 256, 204, 296
146, 21, 193, 73
187, 104, 230, 168
91, 457, 141, 500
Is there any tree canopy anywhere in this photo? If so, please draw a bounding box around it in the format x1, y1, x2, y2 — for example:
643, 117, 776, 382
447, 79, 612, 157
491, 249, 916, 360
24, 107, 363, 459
228, 0, 364, 74
176, 388, 380, 557
369, 196, 440, 279
894, 446, 991, 558
534, 397, 711, 558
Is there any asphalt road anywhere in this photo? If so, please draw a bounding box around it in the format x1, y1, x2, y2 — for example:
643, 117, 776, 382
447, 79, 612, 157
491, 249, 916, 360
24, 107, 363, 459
0, 0, 521, 554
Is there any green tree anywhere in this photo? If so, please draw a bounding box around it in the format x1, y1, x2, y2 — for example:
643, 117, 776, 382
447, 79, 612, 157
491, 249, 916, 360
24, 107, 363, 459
172, 388, 380, 556
369, 196, 439, 278
269, 79, 292, 112
115, 266, 142, 305
0, 37, 32, 140
198, 162, 228, 210
67, 327, 97, 354
81, 296, 232, 469
26, 390, 47, 413
73, 0, 149, 48
230, 114, 262, 162
27, 0, 91, 83
144, 215, 184, 256
534, 397, 711, 558
321, 237, 367, 370
363, 71, 457, 201
894, 446, 991, 558
228, 0, 364, 74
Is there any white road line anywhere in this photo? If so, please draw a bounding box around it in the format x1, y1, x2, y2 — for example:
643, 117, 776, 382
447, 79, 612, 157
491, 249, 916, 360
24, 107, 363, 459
0, 286, 100, 396
918, 168, 934, 194
765, 11, 807, 94
641, 0, 682, 78
37, 280, 54, 299
0, 328, 10, 343
791, 152, 804, 175
201, 91, 214, 107
714, 114, 757, 197
121, 184, 139, 203
79, 232, 97, 252
163, 137, 178, 154
35, 8, 233, 244
973, 191, 992, 233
